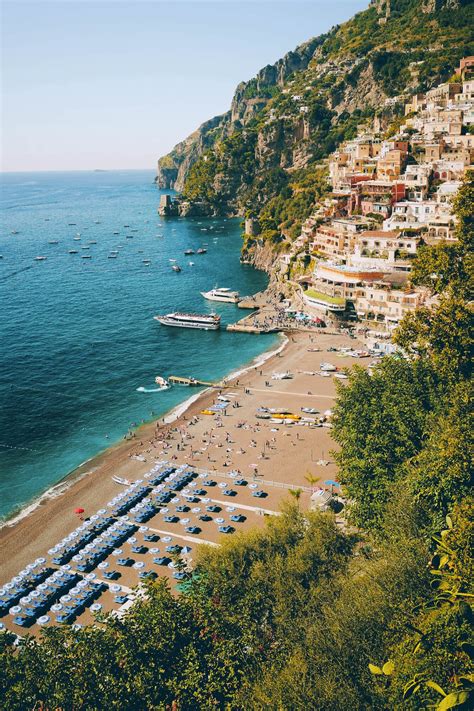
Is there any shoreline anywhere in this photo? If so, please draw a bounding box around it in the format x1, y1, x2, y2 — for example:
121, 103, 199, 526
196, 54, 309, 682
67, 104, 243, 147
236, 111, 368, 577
0, 333, 286, 531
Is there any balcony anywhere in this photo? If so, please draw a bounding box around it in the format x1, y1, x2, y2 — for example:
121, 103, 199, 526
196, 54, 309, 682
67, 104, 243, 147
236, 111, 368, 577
303, 289, 346, 312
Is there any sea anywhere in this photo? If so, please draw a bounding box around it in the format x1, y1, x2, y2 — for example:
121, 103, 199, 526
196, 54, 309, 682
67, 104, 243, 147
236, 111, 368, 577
0, 170, 276, 521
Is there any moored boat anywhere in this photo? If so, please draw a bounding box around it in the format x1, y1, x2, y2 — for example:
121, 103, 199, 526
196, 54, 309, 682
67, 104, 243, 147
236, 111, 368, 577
172, 264, 181, 272
154, 312, 221, 330
201, 287, 240, 304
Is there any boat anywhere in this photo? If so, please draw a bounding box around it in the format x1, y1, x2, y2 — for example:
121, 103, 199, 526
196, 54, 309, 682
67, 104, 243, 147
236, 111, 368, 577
48, 240, 59, 244
334, 372, 349, 379
73, 237, 81, 241
11, 230, 19, 235
108, 254, 118, 259
126, 235, 134, 239
113, 231, 120, 235
320, 362, 337, 372
81, 246, 90, 250
34, 256, 47, 261
88, 240, 97, 245
184, 249, 195, 255
154, 312, 221, 331
201, 287, 240, 304
188, 262, 195, 266
172, 265, 181, 272
67, 223, 76, 226
142, 260, 151, 265
271, 371, 294, 380
154, 376, 170, 388
196, 248, 207, 254
69, 250, 78, 254
81, 255, 92, 259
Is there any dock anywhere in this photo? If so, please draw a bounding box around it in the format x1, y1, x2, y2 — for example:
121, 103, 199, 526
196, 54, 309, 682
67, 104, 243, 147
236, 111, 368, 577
168, 375, 235, 388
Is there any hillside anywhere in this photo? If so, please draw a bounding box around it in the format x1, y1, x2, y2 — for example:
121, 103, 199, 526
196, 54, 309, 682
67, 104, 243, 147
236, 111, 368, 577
157, 0, 474, 250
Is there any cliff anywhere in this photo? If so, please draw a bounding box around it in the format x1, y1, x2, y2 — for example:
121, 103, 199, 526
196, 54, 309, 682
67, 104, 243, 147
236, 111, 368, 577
157, 0, 473, 245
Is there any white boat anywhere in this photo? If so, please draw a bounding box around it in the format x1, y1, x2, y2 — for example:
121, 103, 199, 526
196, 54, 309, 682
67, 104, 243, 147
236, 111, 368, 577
172, 264, 181, 272
271, 371, 293, 380
154, 312, 221, 330
34, 256, 47, 261
201, 287, 240, 304
334, 372, 349, 379
320, 362, 337, 372
48, 240, 59, 244
155, 376, 170, 388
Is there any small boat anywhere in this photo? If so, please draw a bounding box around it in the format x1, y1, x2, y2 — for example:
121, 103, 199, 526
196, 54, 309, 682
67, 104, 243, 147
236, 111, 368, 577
334, 372, 349, 380
73, 237, 81, 241
11, 230, 19, 235
81, 255, 92, 259
172, 264, 182, 272
196, 248, 207, 254
169, 259, 176, 262
48, 240, 59, 244
154, 376, 169, 388
126, 235, 134, 239
69, 250, 78, 254
271, 371, 294, 380
108, 254, 118, 259
88, 240, 97, 245
34, 256, 47, 261
143, 260, 151, 265
123, 225, 130, 228
81, 246, 90, 250
113, 231, 120, 235
320, 362, 337, 372
94, 220, 101, 224
130, 229, 138, 232
188, 262, 195, 266
184, 249, 195, 255
68, 223, 76, 226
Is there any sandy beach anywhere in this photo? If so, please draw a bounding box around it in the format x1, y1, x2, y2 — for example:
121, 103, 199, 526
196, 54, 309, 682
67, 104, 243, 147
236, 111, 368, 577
0, 326, 367, 632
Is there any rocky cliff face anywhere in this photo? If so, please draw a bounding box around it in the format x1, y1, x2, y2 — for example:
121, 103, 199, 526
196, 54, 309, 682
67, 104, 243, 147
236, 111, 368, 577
156, 0, 473, 240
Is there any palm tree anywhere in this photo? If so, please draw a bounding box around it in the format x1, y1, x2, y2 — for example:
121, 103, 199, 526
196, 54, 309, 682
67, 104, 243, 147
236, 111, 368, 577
289, 488, 303, 507
305, 473, 319, 491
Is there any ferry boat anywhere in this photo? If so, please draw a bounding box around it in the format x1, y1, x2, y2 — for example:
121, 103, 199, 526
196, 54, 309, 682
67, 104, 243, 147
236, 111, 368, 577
154, 312, 221, 330
201, 287, 240, 304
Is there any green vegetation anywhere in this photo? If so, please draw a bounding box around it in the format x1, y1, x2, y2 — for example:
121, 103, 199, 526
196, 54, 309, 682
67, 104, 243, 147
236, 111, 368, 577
304, 289, 345, 305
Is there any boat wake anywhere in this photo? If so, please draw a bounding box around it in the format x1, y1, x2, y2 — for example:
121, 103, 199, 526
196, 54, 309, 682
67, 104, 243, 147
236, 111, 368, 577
136, 385, 170, 393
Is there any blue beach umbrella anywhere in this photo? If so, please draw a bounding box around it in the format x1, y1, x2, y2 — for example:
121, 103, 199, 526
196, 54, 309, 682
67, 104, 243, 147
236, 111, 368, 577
324, 480, 340, 488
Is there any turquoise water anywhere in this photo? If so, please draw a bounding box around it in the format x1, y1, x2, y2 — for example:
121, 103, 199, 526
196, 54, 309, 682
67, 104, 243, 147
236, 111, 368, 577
0, 170, 275, 520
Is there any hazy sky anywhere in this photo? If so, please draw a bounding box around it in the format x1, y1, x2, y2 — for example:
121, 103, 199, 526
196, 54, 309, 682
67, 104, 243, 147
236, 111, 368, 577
1, 0, 367, 172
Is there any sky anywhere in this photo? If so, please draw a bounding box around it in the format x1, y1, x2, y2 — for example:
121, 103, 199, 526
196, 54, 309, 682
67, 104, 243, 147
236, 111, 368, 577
1, 0, 367, 172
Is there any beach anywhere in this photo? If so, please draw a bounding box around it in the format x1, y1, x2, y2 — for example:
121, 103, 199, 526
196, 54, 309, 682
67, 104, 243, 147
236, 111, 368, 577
0, 327, 363, 590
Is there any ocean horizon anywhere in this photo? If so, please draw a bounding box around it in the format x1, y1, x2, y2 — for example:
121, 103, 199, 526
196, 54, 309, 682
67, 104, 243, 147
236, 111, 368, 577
0, 170, 276, 520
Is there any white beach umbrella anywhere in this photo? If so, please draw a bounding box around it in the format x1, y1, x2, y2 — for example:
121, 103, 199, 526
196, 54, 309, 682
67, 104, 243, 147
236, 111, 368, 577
180, 518, 190, 525
61, 564, 72, 571
149, 547, 160, 554
60, 595, 72, 603
77, 580, 88, 589
110, 584, 122, 593
98, 562, 109, 570
30, 590, 40, 598
215, 518, 225, 524
162, 536, 172, 543
133, 561, 145, 570
226, 507, 236, 513
85, 573, 96, 581
51, 603, 63, 613
139, 526, 149, 533
9, 606, 22, 615
37, 615, 50, 625
69, 587, 81, 595
112, 549, 123, 557
90, 603, 102, 613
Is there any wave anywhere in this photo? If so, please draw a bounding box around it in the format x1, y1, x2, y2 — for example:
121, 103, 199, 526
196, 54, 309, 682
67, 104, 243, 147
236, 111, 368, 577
136, 385, 170, 393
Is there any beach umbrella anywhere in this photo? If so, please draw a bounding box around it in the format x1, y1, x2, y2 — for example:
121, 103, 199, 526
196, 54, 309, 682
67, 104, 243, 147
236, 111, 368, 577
110, 584, 122, 593
218, 482, 227, 488
139, 526, 149, 533
90, 603, 102, 613
77, 580, 88, 589
160, 507, 169, 514
215, 518, 225, 524
0, 623, 5, 630
324, 480, 340, 488
61, 564, 72, 571
201, 497, 210, 503
181, 546, 192, 554
12, 576, 23, 584
98, 562, 109, 570
74, 507, 85, 515
97, 509, 107, 515
180, 518, 190, 525
48, 548, 57, 556
162, 536, 172, 543
226, 507, 236, 512
168, 561, 177, 569
248, 483, 258, 489
51, 603, 63, 613
69, 587, 80, 595
9, 606, 22, 615
30, 590, 40, 598
72, 554, 84, 562
35, 557, 46, 565
20, 596, 30, 605
133, 561, 145, 570
112, 549, 123, 557
192, 507, 201, 513
149, 547, 160, 554
4, 582, 15, 590
37, 615, 50, 625
171, 497, 180, 503
127, 537, 137, 545
38, 583, 48, 591
85, 573, 96, 581
60, 595, 72, 603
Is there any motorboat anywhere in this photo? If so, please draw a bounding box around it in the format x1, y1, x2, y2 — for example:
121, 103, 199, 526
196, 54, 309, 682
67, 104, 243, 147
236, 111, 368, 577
154, 312, 221, 330
320, 362, 337, 372
172, 265, 182, 272
201, 287, 240, 304
196, 248, 207, 254
69, 250, 78, 254
334, 372, 349, 379
188, 262, 195, 266
184, 249, 195, 255
48, 240, 59, 244
81, 255, 92, 259
155, 376, 170, 388
34, 256, 47, 261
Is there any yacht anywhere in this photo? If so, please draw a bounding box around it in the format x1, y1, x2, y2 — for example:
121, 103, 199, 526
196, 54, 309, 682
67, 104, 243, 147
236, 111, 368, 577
154, 312, 221, 330
201, 287, 240, 304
